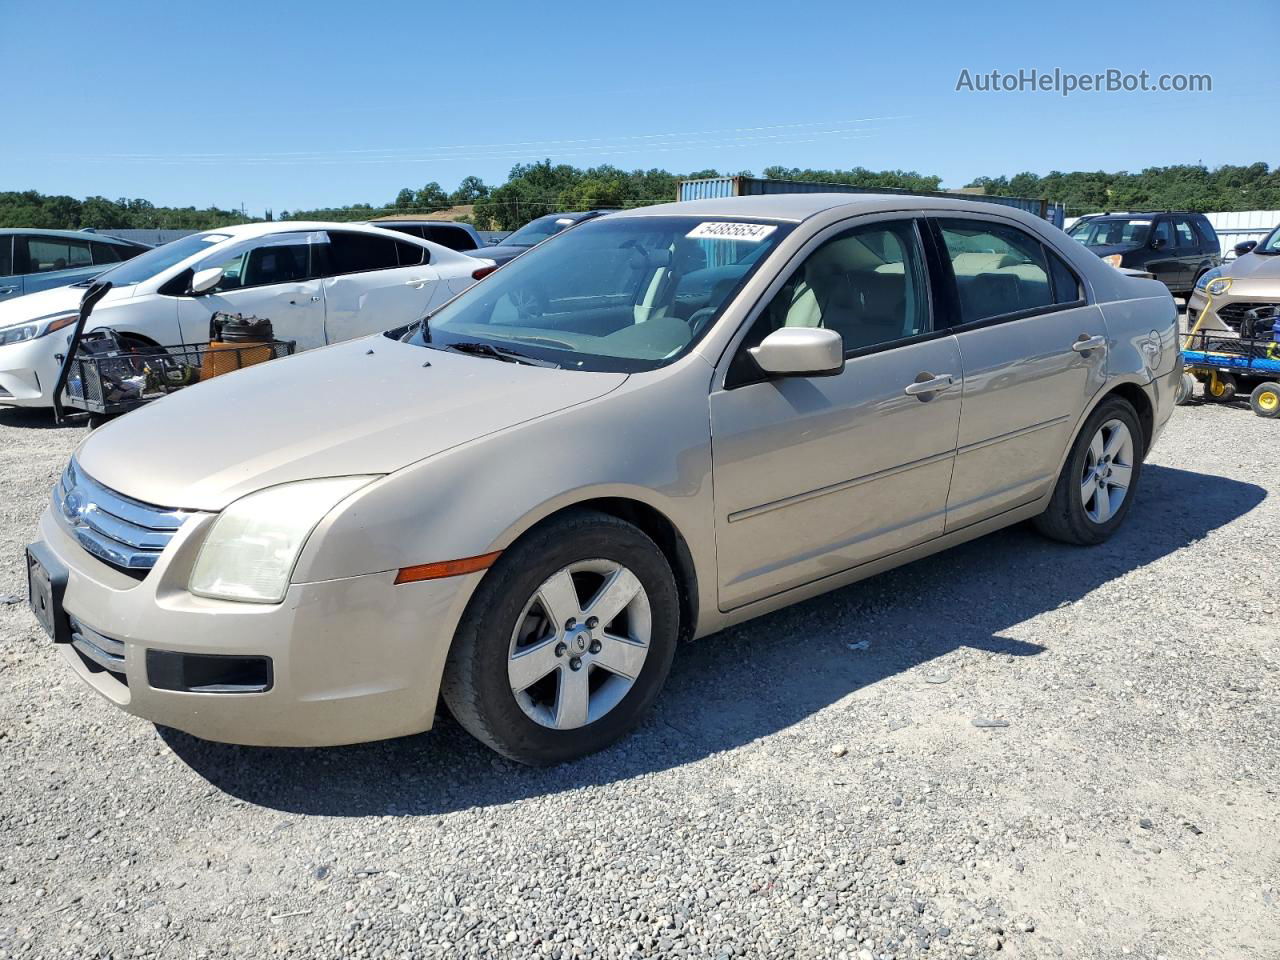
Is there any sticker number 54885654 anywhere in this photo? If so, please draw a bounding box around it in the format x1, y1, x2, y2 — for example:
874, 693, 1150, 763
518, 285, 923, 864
685, 222, 778, 242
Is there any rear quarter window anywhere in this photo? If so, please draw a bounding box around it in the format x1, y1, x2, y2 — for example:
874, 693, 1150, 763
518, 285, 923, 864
422, 226, 477, 252
0, 236, 11, 275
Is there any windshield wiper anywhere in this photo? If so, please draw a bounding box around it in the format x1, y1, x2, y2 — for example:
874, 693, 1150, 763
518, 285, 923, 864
438, 341, 560, 368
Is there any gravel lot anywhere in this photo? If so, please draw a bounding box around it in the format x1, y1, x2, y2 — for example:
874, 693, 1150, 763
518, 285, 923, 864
1, 395, 1277, 960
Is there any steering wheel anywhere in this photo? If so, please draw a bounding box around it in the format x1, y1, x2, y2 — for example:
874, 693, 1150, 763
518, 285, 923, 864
508, 284, 548, 321
687, 306, 719, 338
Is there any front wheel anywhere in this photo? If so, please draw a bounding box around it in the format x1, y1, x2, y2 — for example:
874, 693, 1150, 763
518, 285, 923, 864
1034, 397, 1144, 546
440, 510, 679, 765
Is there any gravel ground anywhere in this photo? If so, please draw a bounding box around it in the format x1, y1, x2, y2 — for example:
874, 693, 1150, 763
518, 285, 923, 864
1, 395, 1277, 960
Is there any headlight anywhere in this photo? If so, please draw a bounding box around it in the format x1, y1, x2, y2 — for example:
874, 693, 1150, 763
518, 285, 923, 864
1206, 277, 1233, 297
0, 312, 77, 347
1196, 267, 1223, 291
189, 476, 379, 603
1103, 254, 1123, 268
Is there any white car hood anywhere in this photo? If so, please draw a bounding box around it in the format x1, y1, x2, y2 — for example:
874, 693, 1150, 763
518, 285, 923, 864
75, 336, 627, 511
0, 283, 135, 330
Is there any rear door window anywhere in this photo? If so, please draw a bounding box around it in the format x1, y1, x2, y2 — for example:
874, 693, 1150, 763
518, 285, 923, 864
422, 225, 477, 251
1173, 218, 1197, 249
325, 231, 401, 275
25, 235, 92, 273
0, 236, 11, 276
90, 242, 126, 265
936, 219, 1054, 323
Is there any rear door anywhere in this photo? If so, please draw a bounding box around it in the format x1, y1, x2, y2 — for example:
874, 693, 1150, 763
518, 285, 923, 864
177, 232, 328, 349
20, 233, 97, 293
1144, 219, 1181, 289
320, 231, 441, 343
931, 216, 1108, 528
0, 235, 20, 301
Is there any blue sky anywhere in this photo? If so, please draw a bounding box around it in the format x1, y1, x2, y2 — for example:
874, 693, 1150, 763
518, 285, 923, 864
3, 0, 1275, 214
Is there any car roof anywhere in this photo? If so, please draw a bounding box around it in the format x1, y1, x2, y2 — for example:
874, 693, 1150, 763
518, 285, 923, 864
366, 219, 473, 227
0, 227, 140, 243
195, 221, 433, 241
608, 193, 1042, 223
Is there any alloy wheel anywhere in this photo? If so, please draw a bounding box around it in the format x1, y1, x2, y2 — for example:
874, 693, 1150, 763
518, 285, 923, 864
507, 559, 652, 730
1080, 418, 1135, 524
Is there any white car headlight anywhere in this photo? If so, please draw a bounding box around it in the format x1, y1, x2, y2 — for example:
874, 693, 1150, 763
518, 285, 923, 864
189, 476, 379, 603
0, 312, 77, 347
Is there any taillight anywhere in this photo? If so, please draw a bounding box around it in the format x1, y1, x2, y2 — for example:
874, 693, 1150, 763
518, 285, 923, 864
471, 265, 496, 281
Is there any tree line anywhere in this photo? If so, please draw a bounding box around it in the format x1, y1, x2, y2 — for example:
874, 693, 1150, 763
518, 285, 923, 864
4, 162, 1278, 234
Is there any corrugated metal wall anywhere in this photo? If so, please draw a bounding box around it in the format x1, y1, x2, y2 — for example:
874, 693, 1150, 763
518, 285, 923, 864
677, 177, 1066, 228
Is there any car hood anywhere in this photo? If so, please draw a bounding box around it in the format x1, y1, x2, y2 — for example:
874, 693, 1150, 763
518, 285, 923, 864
0, 282, 134, 329
1076, 242, 1139, 260
1225, 252, 1280, 283
76, 336, 628, 511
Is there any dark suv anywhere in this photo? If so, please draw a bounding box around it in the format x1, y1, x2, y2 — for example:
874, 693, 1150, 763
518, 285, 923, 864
1067, 212, 1220, 297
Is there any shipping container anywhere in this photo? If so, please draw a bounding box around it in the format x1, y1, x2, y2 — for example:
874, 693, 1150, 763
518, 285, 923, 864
677, 177, 1066, 229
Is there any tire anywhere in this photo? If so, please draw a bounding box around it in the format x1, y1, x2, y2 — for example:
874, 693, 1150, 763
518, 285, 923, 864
1250, 381, 1280, 419
440, 509, 679, 765
1033, 396, 1144, 546
1175, 372, 1197, 405
1204, 373, 1237, 402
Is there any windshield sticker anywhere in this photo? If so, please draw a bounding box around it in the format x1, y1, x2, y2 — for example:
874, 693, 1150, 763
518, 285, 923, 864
686, 222, 778, 243
202, 234, 230, 243
555, 218, 575, 225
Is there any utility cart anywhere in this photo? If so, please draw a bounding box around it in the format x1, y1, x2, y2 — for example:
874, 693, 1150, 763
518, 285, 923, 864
52, 282, 295, 424
1178, 301, 1280, 419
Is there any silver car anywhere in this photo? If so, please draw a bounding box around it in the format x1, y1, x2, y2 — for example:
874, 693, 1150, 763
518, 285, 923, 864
26, 194, 1181, 764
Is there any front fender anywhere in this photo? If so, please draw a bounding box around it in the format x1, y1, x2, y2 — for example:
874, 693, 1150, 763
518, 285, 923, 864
291, 367, 718, 607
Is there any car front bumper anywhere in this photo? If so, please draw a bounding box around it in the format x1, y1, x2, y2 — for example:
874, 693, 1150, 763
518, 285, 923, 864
1187, 286, 1280, 333
33, 502, 471, 747
0, 335, 61, 407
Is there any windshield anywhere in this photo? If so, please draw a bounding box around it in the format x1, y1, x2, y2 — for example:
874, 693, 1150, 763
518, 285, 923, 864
503, 214, 583, 248
1068, 218, 1151, 247
397, 216, 792, 372
1257, 225, 1280, 254
94, 231, 233, 285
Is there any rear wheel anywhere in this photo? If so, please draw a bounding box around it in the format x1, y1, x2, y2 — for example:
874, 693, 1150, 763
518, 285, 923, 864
1034, 397, 1144, 546
1250, 381, 1280, 419
441, 510, 679, 765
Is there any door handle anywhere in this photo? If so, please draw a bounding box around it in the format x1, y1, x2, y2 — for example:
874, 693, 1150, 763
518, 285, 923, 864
404, 278, 430, 287
310, 295, 322, 302
0, 286, 16, 295
1072, 334, 1107, 355
903, 373, 954, 398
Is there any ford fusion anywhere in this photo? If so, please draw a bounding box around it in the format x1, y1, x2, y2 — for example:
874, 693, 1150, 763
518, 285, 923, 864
27, 194, 1181, 764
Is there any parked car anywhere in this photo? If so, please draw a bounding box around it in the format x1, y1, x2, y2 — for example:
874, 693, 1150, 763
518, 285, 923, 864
0, 229, 149, 304
1067, 212, 1220, 297
27, 194, 1179, 764
368, 219, 486, 252
1186, 222, 1280, 331
474, 210, 615, 266
0, 222, 494, 409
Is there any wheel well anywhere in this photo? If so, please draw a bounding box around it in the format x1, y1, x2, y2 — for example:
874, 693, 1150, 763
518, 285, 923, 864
115, 332, 161, 348
1105, 382, 1154, 454
529, 498, 699, 643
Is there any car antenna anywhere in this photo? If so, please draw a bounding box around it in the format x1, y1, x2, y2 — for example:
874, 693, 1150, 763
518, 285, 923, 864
51, 280, 112, 425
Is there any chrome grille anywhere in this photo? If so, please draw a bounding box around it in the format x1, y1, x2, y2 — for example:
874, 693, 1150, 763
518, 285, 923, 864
55, 460, 191, 574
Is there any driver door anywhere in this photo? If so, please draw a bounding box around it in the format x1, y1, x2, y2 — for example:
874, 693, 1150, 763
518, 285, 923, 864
709, 217, 962, 610
177, 233, 327, 349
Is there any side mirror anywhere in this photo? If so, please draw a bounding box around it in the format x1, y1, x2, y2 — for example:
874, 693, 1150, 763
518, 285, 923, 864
1234, 240, 1258, 257
748, 327, 844, 378
190, 266, 224, 295
1150, 236, 1167, 251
